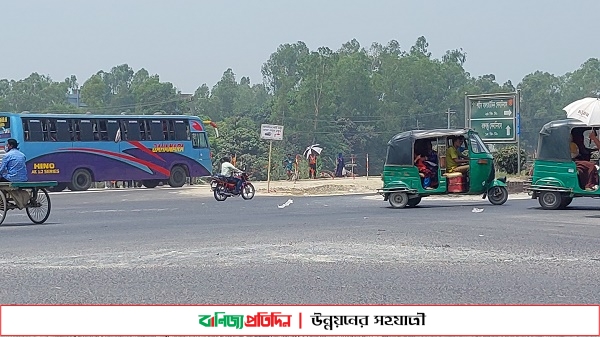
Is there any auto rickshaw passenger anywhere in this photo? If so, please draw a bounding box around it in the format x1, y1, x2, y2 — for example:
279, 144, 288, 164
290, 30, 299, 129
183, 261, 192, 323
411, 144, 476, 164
589, 130, 600, 154
414, 153, 434, 189
570, 134, 598, 191
446, 136, 469, 174
422, 141, 439, 188
571, 129, 594, 161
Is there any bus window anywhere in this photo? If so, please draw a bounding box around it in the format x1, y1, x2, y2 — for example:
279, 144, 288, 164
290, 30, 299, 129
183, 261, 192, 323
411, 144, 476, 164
22, 121, 30, 141
174, 120, 188, 140
97, 120, 109, 141
47, 119, 58, 141
78, 120, 94, 141
28, 119, 44, 141
127, 120, 141, 141
138, 120, 148, 140
163, 120, 173, 140
150, 120, 164, 141
119, 121, 128, 141
41, 119, 50, 141
55, 119, 71, 141
192, 132, 208, 148
106, 120, 119, 141
166, 120, 175, 140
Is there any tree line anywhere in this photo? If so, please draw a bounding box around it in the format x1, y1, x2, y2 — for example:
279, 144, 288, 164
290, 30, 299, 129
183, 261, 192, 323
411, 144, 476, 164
1, 36, 599, 179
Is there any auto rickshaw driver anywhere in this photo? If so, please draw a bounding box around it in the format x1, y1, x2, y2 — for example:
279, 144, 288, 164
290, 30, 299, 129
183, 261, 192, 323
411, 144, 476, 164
446, 136, 469, 174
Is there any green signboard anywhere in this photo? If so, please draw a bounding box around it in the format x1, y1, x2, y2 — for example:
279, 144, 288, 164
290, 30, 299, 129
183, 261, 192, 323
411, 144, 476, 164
470, 118, 516, 141
467, 93, 518, 143
470, 98, 515, 119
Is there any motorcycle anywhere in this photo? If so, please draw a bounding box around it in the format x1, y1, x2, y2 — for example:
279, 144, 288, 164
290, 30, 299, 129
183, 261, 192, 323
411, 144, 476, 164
210, 172, 255, 201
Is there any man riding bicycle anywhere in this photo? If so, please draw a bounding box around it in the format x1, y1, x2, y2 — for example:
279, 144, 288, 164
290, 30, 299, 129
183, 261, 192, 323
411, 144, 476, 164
0, 139, 28, 182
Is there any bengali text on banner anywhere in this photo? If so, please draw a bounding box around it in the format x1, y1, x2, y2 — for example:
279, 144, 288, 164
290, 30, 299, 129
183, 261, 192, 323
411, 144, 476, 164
0, 305, 598, 336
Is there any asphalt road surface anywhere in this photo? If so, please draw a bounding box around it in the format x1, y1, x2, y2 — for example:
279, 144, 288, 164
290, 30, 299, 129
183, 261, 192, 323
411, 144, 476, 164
0, 187, 599, 305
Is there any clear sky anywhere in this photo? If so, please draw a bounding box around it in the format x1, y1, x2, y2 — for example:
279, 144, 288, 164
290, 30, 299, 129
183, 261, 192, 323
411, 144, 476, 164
1, 0, 599, 93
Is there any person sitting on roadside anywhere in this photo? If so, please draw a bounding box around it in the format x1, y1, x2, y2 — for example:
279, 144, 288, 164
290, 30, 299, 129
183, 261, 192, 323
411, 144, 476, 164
0, 139, 28, 182
220, 156, 243, 194
446, 136, 469, 174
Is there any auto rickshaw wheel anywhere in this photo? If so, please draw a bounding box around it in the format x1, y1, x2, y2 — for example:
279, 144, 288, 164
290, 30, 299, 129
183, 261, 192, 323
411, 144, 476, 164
488, 186, 508, 205
538, 191, 563, 210
558, 196, 572, 209
406, 197, 422, 207
388, 192, 409, 208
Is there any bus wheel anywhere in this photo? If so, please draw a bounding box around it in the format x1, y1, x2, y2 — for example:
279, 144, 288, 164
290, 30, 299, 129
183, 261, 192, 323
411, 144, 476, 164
69, 168, 93, 191
168, 165, 187, 188
142, 180, 160, 188
48, 183, 68, 192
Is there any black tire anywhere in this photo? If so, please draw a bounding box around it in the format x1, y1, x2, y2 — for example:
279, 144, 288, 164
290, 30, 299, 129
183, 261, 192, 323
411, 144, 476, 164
0, 191, 7, 225
69, 168, 93, 191
168, 165, 187, 188
488, 186, 509, 205
407, 197, 422, 207
213, 186, 227, 201
142, 180, 161, 188
388, 192, 409, 208
558, 196, 573, 209
26, 188, 51, 224
48, 183, 68, 192
241, 183, 255, 200
538, 191, 563, 210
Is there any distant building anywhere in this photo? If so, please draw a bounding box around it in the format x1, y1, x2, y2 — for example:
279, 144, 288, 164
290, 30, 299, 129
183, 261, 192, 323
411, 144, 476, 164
66, 89, 87, 108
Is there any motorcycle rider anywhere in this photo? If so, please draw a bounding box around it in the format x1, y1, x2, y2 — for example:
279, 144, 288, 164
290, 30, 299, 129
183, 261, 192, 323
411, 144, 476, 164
220, 156, 243, 194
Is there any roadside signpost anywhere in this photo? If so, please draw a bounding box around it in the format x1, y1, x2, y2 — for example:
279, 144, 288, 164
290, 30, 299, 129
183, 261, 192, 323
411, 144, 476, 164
465, 91, 522, 174
260, 124, 284, 192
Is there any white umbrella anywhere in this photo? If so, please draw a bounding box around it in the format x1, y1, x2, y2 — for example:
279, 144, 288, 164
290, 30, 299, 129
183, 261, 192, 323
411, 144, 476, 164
303, 144, 323, 159
563, 97, 600, 125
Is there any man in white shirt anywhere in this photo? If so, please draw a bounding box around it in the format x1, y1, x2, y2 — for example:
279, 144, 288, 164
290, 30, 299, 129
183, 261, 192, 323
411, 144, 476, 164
220, 156, 243, 194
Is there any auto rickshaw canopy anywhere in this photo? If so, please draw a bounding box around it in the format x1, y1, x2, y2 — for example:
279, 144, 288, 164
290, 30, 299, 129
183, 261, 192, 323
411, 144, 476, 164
385, 128, 469, 166
537, 119, 598, 162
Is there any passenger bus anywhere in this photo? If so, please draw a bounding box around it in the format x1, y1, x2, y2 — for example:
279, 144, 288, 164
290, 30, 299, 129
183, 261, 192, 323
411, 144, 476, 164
0, 112, 216, 192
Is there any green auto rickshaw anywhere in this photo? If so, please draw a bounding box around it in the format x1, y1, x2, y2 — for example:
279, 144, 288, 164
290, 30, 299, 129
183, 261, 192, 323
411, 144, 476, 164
527, 119, 600, 210
378, 128, 509, 208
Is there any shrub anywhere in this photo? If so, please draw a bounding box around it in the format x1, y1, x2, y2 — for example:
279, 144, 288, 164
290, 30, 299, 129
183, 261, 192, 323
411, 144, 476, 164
494, 145, 527, 174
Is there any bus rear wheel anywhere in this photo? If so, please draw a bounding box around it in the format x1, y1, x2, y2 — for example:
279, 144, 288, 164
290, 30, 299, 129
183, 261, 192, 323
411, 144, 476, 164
168, 165, 187, 188
142, 180, 161, 188
68, 169, 93, 191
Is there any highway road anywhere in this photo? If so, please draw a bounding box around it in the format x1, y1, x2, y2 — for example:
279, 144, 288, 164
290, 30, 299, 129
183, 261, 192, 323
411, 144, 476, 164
0, 187, 598, 304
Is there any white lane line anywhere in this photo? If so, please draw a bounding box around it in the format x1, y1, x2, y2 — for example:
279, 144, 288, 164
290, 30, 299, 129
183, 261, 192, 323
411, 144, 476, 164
77, 208, 179, 214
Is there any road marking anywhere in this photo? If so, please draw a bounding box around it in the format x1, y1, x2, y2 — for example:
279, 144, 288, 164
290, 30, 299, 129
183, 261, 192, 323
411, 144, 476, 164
50, 187, 201, 195
77, 208, 178, 214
